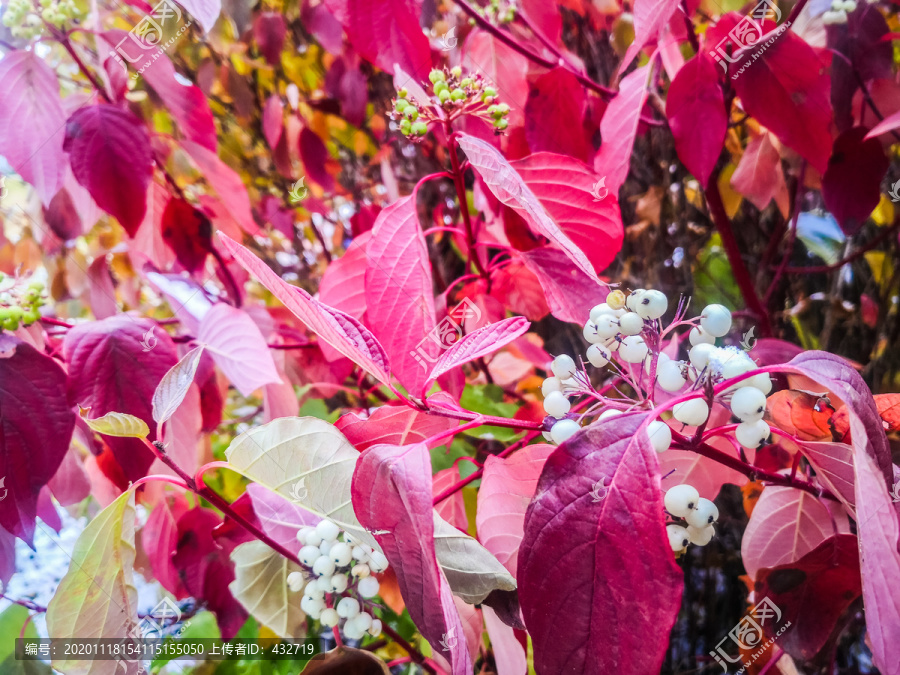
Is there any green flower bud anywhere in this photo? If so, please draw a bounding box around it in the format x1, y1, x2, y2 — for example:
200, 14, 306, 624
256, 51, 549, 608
398, 88, 408, 98
433, 80, 449, 94
411, 121, 428, 136
394, 98, 409, 112
23, 309, 39, 324
400, 119, 411, 134
428, 69, 445, 83
450, 66, 462, 79
438, 89, 451, 103
2, 318, 19, 332
404, 106, 418, 121
460, 78, 473, 88
450, 88, 465, 101
484, 86, 497, 97
487, 104, 499, 116
494, 118, 509, 131
0, 308, 10, 320
496, 103, 510, 115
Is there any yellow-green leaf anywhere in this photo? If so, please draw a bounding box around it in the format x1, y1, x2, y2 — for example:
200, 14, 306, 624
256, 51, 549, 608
46, 491, 139, 675
228, 541, 307, 638
80, 409, 150, 439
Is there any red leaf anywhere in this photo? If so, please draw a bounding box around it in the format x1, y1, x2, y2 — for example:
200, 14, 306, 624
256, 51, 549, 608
336, 404, 457, 449
489, 258, 550, 320
143, 492, 190, 598
821, 126, 889, 235
218, 232, 392, 385
509, 152, 625, 274
180, 140, 257, 234
666, 53, 726, 186
462, 30, 530, 126
345, 0, 431, 78
299, 127, 335, 191
755, 535, 862, 660
0, 337, 75, 543
364, 196, 436, 395
0, 51, 66, 206
319, 232, 370, 325
622, 0, 681, 70
524, 68, 588, 161
245, 483, 319, 550
351, 442, 473, 675
594, 64, 651, 195
425, 317, 530, 391
519, 414, 683, 674
262, 95, 284, 149
63, 315, 178, 482
457, 134, 600, 282
254, 12, 287, 66
161, 197, 212, 273
731, 29, 833, 173
519, 247, 608, 324
730, 132, 787, 210
520, 0, 562, 46
64, 104, 153, 236
44, 189, 83, 241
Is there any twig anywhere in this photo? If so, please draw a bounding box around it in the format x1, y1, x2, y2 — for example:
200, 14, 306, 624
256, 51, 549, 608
381, 624, 438, 674
777, 223, 900, 274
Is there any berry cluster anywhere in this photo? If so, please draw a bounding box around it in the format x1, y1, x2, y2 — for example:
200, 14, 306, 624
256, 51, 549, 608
822, 0, 857, 24
470, 0, 517, 24
390, 68, 510, 139
0, 274, 45, 331
2, 0, 83, 38
288, 520, 387, 641
664, 484, 719, 553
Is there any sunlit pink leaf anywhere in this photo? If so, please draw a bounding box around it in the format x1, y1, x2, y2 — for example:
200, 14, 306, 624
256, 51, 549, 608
519, 247, 607, 324
345, 0, 431, 78
262, 95, 284, 149
796, 441, 855, 512
47, 445, 91, 507
319, 232, 370, 326
483, 605, 527, 675
154, 382, 202, 478
463, 30, 530, 125
519, 413, 683, 674
246, 483, 319, 549
336, 404, 457, 449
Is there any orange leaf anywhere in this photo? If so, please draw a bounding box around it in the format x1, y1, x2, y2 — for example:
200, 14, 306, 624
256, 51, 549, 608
833, 393, 900, 441
766, 390, 834, 441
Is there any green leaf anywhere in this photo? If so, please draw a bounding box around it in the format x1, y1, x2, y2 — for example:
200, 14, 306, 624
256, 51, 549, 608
80, 409, 150, 438
693, 233, 742, 309
46, 491, 139, 675
150, 611, 220, 671
0, 605, 51, 674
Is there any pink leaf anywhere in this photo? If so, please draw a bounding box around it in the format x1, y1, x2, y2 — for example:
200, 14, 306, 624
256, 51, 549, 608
483, 605, 528, 675
865, 106, 900, 139
822, 126, 889, 235
594, 64, 651, 195
462, 30, 530, 126
0, 51, 66, 206
157, 382, 202, 478
425, 317, 530, 393
143, 492, 190, 598
524, 68, 588, 161
64, 104, 153, 236
622, 0, 680, 70
740, 485, 848, 579
181, 140, 257, 234
730, 132, 787, 210
47, 445, 91, 507
262, 95, 284, 149
364, 196, 436, 395
0, 337, 75, 543
519, 414, 683, 674
319, 232, 370, 324
510, 153, 625, 274
476, 443, 554, 577
197, 303, 281, 397
519, 247, 608, 324
796, 441, 855, 511
299, 127, 335, 191
63, 315, 178, 482
457, 134, 599, 282
176, 0, 220, 33
254, 12, 287, 66
345, 0, 431, 78
351, 442, 473, 675
246, 483, 319, 550
666, 53, 726, 186
336, 404, 457, 449
731, 29, 833, 173
218, 232, 391, 384
433, 466, 468, 532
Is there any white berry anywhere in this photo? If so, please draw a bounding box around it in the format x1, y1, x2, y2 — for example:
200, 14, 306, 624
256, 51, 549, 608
689, 343, 716, 370
583, 321, 601, 344
657, 360, 686, 392
689, 326, 715, 346
320, 608, 340, 627
316, 520, 341, 542
687, 523, 715, 546
673, 398, 709, 427
352, 545, 367, 561
551, 354, 577, 379
313, 555, 336, 577
666, 524, 690, 552
306, 530, 323, 546
700, 304, 732, 337
594, 314, 620, 339
625, 289, 646, 311
297, 526, 315, 544
598, 409, 622, 421
542, 377, 562, 396
343, 621, 366, 640
287, 571, 305, 592
543, 390, 571, 417
618, 312, 644, 336
637, 289, 668, 320
647, 420, 672, 453
351, 563, 371, 578
590, 303, 623, 322
587, 344, 611, 368
665, 484, 700, 517
368, 550, 389, 573
336, 596, 360, 618
319, 540, 333, 556
619, 335, 648, 363
358, 576, 381, 598
328, 573, 348, 594
299, 545, 320, 566
352, 611, 373, 632
329, 542, 353, 566
748, 373, 773, 394
304, 578, 324, 598
301, 595, 325, 618
686, 498, 719, 528
736, 419, 770, 448
644, 351, 670, 375
731, 387, 767, 422
369, 619, 383, 637
550, 419, 580, 444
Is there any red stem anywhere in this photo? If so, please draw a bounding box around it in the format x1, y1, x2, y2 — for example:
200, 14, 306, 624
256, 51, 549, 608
209, 245, 243, 308
381, 625, 439, 674
446, 130, 490, 284
39, 316, 74, 328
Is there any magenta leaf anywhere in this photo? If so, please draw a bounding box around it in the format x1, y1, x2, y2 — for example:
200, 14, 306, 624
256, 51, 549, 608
0, 51, 66, 206
754, 534, 862, 661
262, 95, 284, 149
64, 104, 153, 236
364, 196, 437, 395
796, 441, 855, 511
457, 134, 599, 282
509, 153, 625, 274
253, 12, 287, 66
731, 28, 833, 173
319, 232, 370, 324
64, 315, 178, 482
345, 0, 431, 78
181, 140, 257, 234
424, 317, 530, 394
821, 126, 889, 235
524, 68, 588, 161
593, 64, 651, 195
336, 403, 457, 449
218, 232, 391, 385
143, 492, 190, 598
197, 303, 282, 397
0, 337, 76, 543
462, 30, 530, 126
245, 483, 319, 550
666, 53, 726, 186
299, 127, 335, 191
518, 413, 683, 675
475, 443, 554, 577
865, 107, 900, 140
621, 0, 680, 71
160, 197, 212, 273
352, 442, 473, 675
519, 247, 608, 324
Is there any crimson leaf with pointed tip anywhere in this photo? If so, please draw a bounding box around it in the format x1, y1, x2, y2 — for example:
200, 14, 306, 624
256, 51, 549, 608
64, 315, 178, 482
524, 68, 588, 162
731, 29, 833, 174
519, 413, 683, 675
666, 53, 726, 186
509, 153, 624, 274
218, 232, 391, 385
64, 104, 153, 236
351, 442, 472, 675
345, 0, 431, 78
424, 317, 530, 394
821, 127, 889, 235
181, 140, 256, 234
519, 247, 608, 324
621, 0, 680, 71
254, 12, 287, 66
364, 196, 436, 395
457, 134, 599, 282
161, 197, 212, 273
0, 337, 75, 543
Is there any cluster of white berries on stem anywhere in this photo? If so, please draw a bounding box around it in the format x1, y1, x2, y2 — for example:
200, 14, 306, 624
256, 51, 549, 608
664, 484, 719, 554
288, 520, 388, 640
